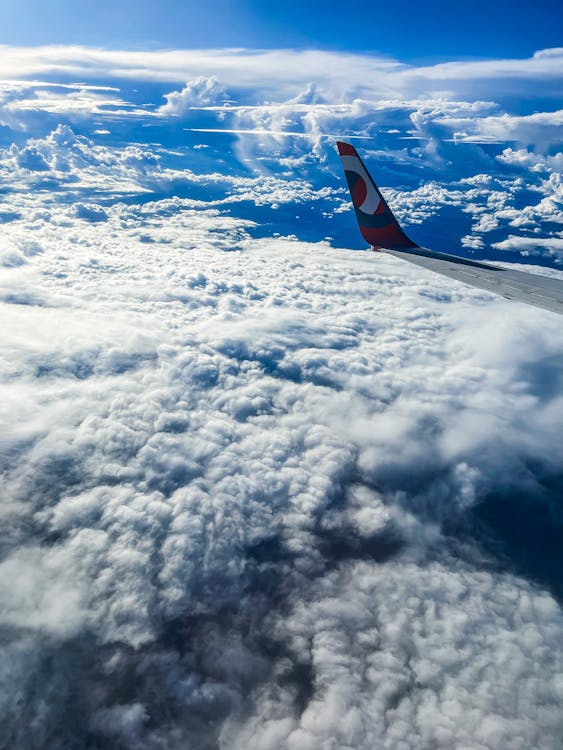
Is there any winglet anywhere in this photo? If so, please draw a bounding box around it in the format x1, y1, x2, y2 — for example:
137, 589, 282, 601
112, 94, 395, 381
336, 141, 417, 250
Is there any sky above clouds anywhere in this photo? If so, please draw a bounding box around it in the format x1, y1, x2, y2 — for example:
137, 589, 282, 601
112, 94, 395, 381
1, 7, 563, 749
2, 0, 563, 59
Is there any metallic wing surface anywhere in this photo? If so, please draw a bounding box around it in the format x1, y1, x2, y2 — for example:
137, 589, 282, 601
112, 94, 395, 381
337, 141, 563, 316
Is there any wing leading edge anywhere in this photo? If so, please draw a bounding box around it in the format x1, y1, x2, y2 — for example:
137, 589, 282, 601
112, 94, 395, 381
336, 141, 563, 316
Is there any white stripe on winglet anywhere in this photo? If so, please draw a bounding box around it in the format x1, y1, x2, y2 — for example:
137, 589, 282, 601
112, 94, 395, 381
340, 154, 381, 214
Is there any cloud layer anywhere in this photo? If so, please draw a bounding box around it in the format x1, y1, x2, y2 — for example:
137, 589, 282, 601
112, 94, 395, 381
2, 155, 563, 747
1, 44, 563, 749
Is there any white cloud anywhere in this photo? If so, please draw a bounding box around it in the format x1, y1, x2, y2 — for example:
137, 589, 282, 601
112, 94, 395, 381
160, 75, 227, 115
0, 45, 560, 143
0, 45, 561, 93
0, 79, 141, 129
497, 147, 563, 173
492, 234, 563, 258
1, 165, 563, 747
440, 109, 563, 148
0, 125, 343, 217
234, 560, 563, 750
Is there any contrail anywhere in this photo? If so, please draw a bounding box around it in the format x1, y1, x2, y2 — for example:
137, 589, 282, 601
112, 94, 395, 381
184, 127, 370, 140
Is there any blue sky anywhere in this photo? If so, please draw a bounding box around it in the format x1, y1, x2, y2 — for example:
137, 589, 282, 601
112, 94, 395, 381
2, 0, 563, 60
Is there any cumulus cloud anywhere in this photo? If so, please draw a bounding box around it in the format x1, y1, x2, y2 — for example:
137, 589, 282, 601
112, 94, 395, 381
160, 75, 228, 115
441, 109, 563, 149
0, 124, 340, 216
492, 234, 563, 259
497, 147, 563, 173
1, 148, 563, 748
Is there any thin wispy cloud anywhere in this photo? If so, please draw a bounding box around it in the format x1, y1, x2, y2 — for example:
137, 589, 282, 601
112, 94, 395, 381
184, 127, 370, 139
0, 44, 562, 91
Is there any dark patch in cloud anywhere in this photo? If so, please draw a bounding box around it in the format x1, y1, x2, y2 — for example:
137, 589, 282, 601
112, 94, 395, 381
462, 478, 563, 602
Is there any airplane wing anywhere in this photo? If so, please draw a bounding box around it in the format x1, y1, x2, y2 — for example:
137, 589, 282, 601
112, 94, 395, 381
336, 141, 563, 316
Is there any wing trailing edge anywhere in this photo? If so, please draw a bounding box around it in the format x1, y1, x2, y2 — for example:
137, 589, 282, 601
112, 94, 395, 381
336, 141, 563, 316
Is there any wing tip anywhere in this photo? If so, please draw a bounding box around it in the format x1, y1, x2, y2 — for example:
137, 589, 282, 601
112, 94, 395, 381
336, 142, 417, 251
336, 141, 357, 157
